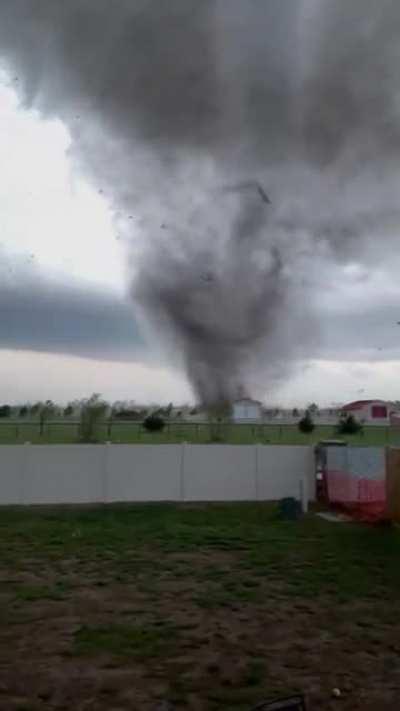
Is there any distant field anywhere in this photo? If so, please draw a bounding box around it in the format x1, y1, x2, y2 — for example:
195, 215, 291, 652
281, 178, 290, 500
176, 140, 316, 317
0, 420, 399, 445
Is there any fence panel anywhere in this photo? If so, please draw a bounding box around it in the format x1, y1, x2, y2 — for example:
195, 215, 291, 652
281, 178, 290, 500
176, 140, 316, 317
107, 444, 182, 502
0, 446, 25, 504
23, 445, 104, 504
0, 444, 315, 506
184, 445, 256, 501
257, 445, 314, 502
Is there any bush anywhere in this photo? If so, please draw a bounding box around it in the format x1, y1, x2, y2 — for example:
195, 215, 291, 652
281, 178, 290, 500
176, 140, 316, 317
143, 415, 165, 432
0, 405, 11, 418
298, 411, 315, 434
80, 394, 108, 442
336, 413, 363, 435
114, 408, 143, 421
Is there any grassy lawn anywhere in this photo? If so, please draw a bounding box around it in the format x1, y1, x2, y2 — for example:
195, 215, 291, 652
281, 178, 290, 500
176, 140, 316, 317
0, 420, 398, 445
0, 504, 400, 710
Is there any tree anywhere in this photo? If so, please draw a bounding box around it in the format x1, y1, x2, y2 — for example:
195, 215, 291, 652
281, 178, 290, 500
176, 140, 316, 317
0, 405, 11, 418
292, 408, 299, 418
79, 394, 108, 443
64, 404, 74, 417
336, 413, 363, 435
30, 402, 41, 417
207, 401, 231, 443
39, 400, 56, 436
298, 411, 315, 434
308, 403, 319, 415
143, 414, 165, 432
19, 406, 28, 418
208, 401, 232, 422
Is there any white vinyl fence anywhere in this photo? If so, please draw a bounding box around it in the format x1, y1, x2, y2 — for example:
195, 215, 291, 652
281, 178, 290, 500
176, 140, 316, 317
0, 444, 315, 506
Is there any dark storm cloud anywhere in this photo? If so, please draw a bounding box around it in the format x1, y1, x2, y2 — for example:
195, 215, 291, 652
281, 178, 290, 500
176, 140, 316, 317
0, 1, 400, 404
316, 301, 400, 363
0, 266, 142, 361
302, 0, 400, 167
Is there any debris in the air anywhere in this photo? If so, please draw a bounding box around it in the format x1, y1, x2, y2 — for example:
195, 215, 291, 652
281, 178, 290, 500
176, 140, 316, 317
257, 184, 271, 204
201, 272, 213, 283
221, 180, 271, 204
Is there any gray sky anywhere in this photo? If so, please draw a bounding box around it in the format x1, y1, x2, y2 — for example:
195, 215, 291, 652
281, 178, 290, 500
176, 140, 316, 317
1, 2, 400, 406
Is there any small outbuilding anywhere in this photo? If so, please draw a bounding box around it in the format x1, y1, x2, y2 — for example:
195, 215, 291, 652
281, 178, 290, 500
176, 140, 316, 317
232, 398, 262, 422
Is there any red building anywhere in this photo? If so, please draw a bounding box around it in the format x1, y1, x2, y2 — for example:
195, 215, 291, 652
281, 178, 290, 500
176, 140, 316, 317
341, 400, 389, 424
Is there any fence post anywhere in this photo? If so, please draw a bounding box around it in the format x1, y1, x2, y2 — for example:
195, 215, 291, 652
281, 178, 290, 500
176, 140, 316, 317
180, 442, 186, 502
103, 442, 111, 503
254, 444, 260, 501
299, 476, 309, 514
19, 442, 31, 505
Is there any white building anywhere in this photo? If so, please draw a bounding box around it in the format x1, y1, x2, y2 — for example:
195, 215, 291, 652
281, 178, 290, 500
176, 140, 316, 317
232, 398, 262, 422
341, 400, 391, 424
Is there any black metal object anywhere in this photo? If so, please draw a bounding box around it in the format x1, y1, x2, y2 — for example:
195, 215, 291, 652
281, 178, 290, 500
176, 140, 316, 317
277, 497, 302, 521
251, 695, 306, 711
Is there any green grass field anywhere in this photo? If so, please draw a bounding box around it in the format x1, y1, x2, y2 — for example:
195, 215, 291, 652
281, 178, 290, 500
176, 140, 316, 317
0, 504, 399, 710
0, 419, 398, 445
0, 420, 400, 445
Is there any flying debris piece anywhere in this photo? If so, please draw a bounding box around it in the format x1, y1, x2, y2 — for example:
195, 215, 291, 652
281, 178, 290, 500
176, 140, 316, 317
160, 223, 166, 229
201, 272, 213, 283
221, 180, 271, 204
128, 215, 133, 220
257, 184, 271, 204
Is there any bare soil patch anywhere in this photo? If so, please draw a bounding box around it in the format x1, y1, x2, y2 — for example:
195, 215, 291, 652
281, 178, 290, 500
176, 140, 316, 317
0, 504, 399, 710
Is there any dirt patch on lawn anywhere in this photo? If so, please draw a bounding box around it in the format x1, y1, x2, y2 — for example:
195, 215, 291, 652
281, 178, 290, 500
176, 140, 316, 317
1, 553, 400, 710
1, 505, 400, 710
